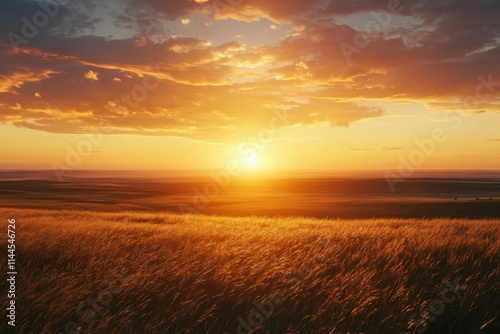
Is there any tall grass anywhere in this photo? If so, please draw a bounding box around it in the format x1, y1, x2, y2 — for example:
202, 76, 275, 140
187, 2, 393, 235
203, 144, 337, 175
1, 208, 499, 333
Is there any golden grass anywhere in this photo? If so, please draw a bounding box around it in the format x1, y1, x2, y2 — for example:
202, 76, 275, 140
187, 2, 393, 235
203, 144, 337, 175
1, 208, 499, 334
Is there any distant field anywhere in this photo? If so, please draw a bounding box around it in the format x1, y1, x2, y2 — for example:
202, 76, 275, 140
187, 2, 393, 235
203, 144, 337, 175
1, 174, 499, 218
1, 208, 499, 333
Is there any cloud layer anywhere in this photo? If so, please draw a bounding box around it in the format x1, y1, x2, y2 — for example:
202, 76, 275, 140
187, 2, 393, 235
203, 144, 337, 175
1, 0, 499, 141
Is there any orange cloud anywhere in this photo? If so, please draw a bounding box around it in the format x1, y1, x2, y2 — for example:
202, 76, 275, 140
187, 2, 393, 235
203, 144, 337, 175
1, 0, 499, 143
84, 70, 99, 81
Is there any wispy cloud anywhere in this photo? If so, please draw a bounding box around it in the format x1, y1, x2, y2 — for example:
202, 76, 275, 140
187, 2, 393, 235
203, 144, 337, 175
381, 146, 403, 151
349, 148, 375, 151
350, 146, 403, 151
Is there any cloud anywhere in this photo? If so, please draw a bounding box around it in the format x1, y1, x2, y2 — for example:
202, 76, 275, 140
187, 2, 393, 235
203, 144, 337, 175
350, 146, 402, 151
0, 0, 499, 143
381, 146, 402, 151
349, 148, 375, 151
483, 139, 500, 142
84, 70, 99, 81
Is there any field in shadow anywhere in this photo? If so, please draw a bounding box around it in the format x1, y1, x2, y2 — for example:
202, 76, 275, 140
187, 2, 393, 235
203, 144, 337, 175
0, 171, 499, 218
0, 208, 499, 333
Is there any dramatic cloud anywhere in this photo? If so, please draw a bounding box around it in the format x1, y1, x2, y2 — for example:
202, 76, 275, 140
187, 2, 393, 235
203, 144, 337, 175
0, 0, 499, 142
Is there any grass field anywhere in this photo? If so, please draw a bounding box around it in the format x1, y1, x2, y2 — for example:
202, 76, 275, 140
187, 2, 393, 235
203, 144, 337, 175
1, 208, 500, 333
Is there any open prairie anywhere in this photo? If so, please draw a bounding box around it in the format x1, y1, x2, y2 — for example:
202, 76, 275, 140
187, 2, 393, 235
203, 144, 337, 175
3, 0, 500, 332
1, 171, 499, 219
1, 208, 499, 334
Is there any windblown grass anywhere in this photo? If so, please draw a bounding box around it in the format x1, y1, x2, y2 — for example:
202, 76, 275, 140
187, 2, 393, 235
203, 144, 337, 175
1, 208, 499, 333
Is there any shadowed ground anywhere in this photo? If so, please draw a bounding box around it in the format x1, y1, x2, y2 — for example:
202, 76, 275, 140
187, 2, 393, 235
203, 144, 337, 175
0, 170, 499, 218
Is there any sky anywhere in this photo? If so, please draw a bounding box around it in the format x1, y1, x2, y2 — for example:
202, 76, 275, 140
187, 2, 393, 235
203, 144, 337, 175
0, 0, 499, 172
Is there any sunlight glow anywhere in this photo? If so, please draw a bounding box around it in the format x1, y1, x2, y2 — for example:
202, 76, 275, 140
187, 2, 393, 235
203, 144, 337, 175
243, 153, 259, 169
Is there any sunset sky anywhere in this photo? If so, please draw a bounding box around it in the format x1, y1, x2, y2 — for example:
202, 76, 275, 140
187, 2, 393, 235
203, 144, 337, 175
1, 0, 499, 171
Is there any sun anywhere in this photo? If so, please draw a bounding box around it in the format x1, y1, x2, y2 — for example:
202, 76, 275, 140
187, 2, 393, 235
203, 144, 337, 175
243, 153, 259, 169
